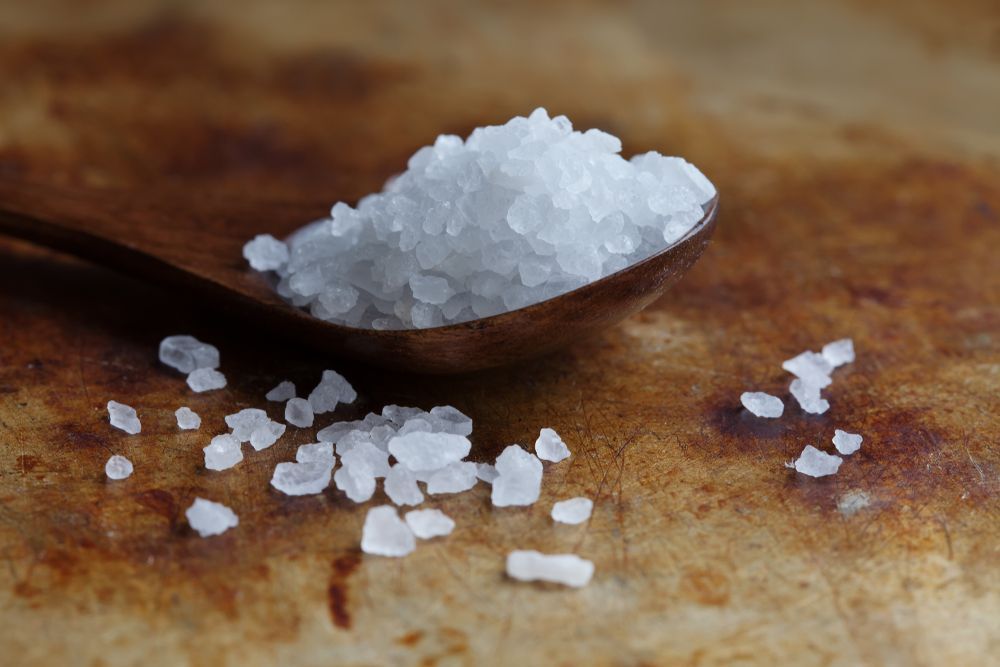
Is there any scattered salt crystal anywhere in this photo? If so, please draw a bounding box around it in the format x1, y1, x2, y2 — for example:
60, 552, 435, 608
788, 445, 842, 477
296, 442, 335, 465
334, 465, 376, 503
158, 335, 220, 373
307, 370, 357, 414
265, 380, 296, 402
740, 392, 784, 418
789, 379, 830, 415
341, 441, 391, 478
271, 460, 333, 495
384, 464, 425, 506
782, 351, 833, 388
428, 405, 473, 436
832, 429, 863, 455
225, 408, 269, 442
204, 434, 243, 471
388, 431, 471, 472
175, 406, 201, 430
107, 400, 141, 434
105, 455, 133, 480
316, 420, 365, 444
249, 420, 286, 451
475, 463, 499, 484
492, 444, 543, 507
822, 338, 855, 368
242, 234, 289, 271
361, 506, 416, 557
185, 497, 239, 537
405, 509, 455, 539
534, 428, 570, 462
186, 367, 227, 392
426, 461, 478, 494
551, 497, 593, 525
336, 429, 375, 456
285, 397, 315, 428
382, 405, 425, 425
506, 550, 594, 588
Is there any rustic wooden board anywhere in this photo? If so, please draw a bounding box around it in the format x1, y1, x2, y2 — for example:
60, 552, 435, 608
0, 1, 998, 665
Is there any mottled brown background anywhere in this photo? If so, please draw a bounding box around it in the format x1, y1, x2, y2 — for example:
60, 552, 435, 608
0, 1, 998, 665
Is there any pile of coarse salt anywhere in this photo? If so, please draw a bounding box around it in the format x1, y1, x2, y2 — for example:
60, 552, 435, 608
243, 108, 716, 330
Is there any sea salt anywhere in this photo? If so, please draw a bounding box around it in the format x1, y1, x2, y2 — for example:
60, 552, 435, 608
296, 441, 335, 465
789, 379, 830, 415
534, 428, 570, 462
506, 550, 594, 588
388, 431, 471, 472
822, 338, 855, 368
105, 455, 133, 480
158, 335, 220, 373
426, 461, 478, 494
307, 370, 357, 414
334, 465, 376, 503
492, 444, 543, 507
175, 406, 201, 430
285, 397, 315, 428
551, 497, 593, 524
185, 497, 239, 537
361, 505, 416, 557
107, 400, 141, 434
340, 441, 391, 478
384, 464, 425, 506
428, 405, 473, 436
740, 392, 784, 418
186, 368, 227, 393
405, 509, 455, 539
832, 429, 863, 455
249, 420, 286, 451
204, 433, 243, 471
246, 108, 715, 330
270, 460, 333, 495
475, 463, 499, 484
265, 380, 296, 402
782, 351, 833, 388
787, 445, 842, 477
225, 408, 269, 442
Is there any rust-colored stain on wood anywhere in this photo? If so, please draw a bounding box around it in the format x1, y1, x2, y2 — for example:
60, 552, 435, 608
0, 1, 998, 666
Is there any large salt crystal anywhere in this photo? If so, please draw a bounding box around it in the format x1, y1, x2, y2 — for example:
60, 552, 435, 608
265, 380, 296, 402
271, 460, 333, 495
296, 441, 335, 465
105, 455, 133, 480
185, 497, 239, 537
225, 408, 269, 442
492, 444, 543, 507
334, 465, 376, 503
405, 509, 455, 539
384, 464, 424, 506
475, 463, 499, 484
249, 420, 286, 451
158, 335, 220, 373
242, 234, 289, 271
506, 550, 594, 588
382, 405, 426, 426
740, 392, 784, 418
551, 497, 593, 525
204, 434, 243, 471
285, 397, 315, 428
426, 461, 478, 494
107, 400, 141, 434
361, 506, 416, 557
782, 351, 833, 388
789, 379, 830, 415
175, 406, 201, 430
388, 431, 471, 472
832, 429, 863, 455
822, 338, 855, 368
428, 405, 473, 436
341, 441, 391, 478
534, 428, 570, 462
788, 445, 842, 477
246, 109, 715, 330
307, 370, 357, 414
187, 368, 227, 392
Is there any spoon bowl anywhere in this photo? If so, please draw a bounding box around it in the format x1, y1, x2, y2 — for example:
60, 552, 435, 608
0, 179, 717, 373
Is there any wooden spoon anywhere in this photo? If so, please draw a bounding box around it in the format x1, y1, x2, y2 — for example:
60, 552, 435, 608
0, 179, 718, 374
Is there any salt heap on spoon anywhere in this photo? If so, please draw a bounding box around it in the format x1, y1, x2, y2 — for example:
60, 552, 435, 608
245, 108, 716, 330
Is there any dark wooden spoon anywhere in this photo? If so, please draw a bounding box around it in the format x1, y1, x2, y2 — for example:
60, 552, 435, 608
0, 179, 718, 374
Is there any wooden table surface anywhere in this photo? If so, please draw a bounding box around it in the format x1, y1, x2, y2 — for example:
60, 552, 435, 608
1, 1, 998, 665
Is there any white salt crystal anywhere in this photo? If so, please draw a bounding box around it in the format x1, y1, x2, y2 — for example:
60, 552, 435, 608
551, 497, 593, 524
308, 370, 357, 414
341, 441, 391, 478
822, 338, 855, 368
334, 465, 376, 503
789, 379, 830, 415
361, 506, 416, 557
316, 419, 365, 444
285, 397, 315, 428
428, 405, 473, 436
107, 400, 141, 434
782, 351, 833, 388
534, 428, 570, 462
242, 234, 289, 271
336, 429, 375, 457
788, 445, 842, 477
384, 464, 424, 506
388, 432, 471, 472
492, 445, 543, 507
185, 497, 239, 537
296, 441, 335, 465
426, 461, 478, 494
271, 460, 333, 495
249, 420, 286, 451
832, 429, 863, 455
475, 463, 499, 484
409, 275, 455, 305
405, 509, 454, 539
225, 408, 269, 442
186, 368, 227, 393
740, 392, 784, 418
381, 405, 425, 426
204, 434, 243, 471
265, 380, 296, 402
158, 335, 220, 373
105, 455, 133, 480
506, 550, 594, 588
175, 406, 201, 430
